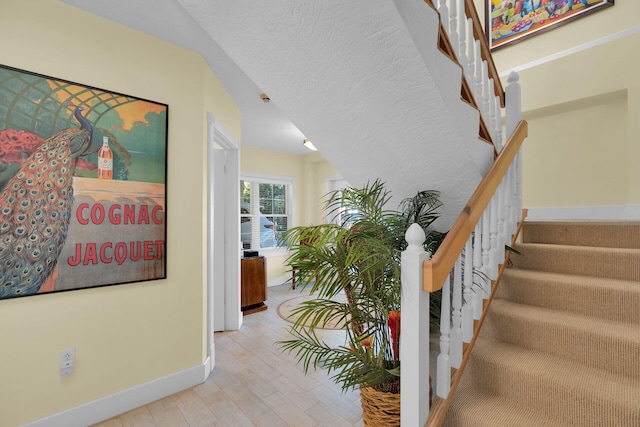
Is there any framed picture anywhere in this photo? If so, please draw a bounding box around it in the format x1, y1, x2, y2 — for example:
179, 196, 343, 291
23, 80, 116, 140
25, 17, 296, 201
0, 64, 168, 300
487, 0, 614, 50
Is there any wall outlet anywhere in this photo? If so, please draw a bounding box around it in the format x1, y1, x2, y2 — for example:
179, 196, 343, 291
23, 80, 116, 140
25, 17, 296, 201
59, 348, 75, 376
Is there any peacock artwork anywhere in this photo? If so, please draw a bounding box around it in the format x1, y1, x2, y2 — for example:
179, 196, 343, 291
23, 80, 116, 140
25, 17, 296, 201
0, 64, 168, 300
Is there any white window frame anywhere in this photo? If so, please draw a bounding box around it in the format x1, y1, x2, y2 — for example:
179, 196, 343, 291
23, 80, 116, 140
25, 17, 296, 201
241, 172, 294, 255
326, 176, 352, 226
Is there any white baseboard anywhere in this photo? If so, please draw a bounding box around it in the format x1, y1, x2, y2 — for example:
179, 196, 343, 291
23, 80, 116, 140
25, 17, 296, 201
21, 363, 208, 427
527, 205, 640, 221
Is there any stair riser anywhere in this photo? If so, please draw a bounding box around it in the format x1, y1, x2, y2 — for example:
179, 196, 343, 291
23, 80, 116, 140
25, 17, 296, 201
465, 352, 640, 426
510, 244, 640, 281
480, 310, 640, 379
523, 222, 640, 249
496, 271, 640, 325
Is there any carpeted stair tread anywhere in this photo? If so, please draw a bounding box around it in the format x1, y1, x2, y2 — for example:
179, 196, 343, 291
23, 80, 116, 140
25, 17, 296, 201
443, 222, 640, 426
480, 299, 640, 378
457, 339, 640, 426
510, 242, 640, 281
443, 386, 563, 427
497, 269, 640, 324
522, 221, 640, 249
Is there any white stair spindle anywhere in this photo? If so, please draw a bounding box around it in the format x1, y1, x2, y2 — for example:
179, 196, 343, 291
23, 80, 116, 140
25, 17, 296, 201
462, 237, 474, 342
510, 162, 519, 235
466, 19, 475, 84
474, 40, 483, 113
450, 256, 463, 368
494, 94, 503, 151
457, 0, 468, 72
437, 274, 452, 398
488, 77, 497, 143
449, 0, 459, 59
438, 0, 450, 36
488, 197, 498, 280
504, 166, 514, 237
472, 222, 483, 319
497, 179, 507, 255
481, 211, 491, 298
482, 60, 491, 128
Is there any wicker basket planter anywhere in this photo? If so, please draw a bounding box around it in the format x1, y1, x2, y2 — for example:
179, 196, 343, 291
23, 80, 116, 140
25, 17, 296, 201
360, 387, 400, 427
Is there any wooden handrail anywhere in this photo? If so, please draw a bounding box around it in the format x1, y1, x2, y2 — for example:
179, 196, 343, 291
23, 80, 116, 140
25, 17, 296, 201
422, 119, 528, 292
464, 0, 504, 107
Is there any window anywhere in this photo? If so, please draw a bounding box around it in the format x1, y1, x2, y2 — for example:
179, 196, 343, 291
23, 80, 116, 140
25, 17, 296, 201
240, 174, 292, 250
326, 176, 358, 227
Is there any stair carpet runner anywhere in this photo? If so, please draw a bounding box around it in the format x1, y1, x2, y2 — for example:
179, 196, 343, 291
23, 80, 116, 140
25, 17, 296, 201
444, 221, 640, 426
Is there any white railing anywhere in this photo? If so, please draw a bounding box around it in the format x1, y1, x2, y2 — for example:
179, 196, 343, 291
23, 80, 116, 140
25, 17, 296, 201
435, 0, 506, 151
400, 82, 525, 427
399, 3, 527, 424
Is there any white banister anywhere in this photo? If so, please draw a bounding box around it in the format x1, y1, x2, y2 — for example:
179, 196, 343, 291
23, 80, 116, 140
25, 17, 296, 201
458, 1, 468, 72
448, 0, 459, 60
465, 18, 475, 85
472, 222, 483, 319
436, 272, 451, 398
400, 223, 431, 426
462, 238, 474, 342
450, 255, 463, 368
438, 0, 450, 35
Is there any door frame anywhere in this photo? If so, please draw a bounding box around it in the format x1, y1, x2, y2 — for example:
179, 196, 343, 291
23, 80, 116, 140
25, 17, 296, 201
207, 113, 242, 374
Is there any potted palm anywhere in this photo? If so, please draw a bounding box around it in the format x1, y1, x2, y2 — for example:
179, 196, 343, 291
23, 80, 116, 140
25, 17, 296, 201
278, 179, 445, 426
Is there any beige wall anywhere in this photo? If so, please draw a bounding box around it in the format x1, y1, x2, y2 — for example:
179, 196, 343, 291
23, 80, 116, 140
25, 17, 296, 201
475, 0, 640, 211
240, 146, 338, 283
0, 1, 240, 426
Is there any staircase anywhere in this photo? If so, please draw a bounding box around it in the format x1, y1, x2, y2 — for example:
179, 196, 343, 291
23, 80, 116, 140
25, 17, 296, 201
444, 221, 640, 426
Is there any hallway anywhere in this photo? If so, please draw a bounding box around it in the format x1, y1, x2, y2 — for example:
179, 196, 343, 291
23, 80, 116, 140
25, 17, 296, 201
92, 284, 364, 426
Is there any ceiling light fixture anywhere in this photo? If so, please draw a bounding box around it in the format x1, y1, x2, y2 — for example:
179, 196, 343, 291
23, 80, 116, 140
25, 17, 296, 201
303, 139, 317, 151
260, 93, 270, 103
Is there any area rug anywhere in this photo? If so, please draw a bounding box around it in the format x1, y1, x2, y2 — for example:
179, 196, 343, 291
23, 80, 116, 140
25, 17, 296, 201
277, 293, 347, 330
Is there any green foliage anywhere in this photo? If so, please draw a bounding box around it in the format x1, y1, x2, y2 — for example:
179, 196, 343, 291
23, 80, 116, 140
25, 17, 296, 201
278, 179, 445, 393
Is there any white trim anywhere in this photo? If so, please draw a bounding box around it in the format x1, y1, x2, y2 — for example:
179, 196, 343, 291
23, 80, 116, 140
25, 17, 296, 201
500, 26, 640, 77
527, 205, 640, 221
20, 363, 207, 427
213, 120, 239, 150
240, 172, 294, 186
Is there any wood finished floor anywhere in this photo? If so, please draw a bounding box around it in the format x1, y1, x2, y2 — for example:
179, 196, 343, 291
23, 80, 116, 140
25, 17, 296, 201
92, 284, 364, 427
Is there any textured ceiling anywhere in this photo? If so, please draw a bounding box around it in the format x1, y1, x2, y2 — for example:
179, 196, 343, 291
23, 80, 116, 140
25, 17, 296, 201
57, 0, 312, 156
58, 0, 490, 226
174, 0, 486, 224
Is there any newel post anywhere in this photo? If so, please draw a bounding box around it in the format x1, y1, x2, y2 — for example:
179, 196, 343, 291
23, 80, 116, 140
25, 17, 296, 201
505, 71, 521, 138
401, 223, 431, 426
505, 71, 523, 218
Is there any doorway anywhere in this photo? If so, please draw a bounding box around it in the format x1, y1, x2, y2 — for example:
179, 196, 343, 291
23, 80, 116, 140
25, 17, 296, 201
207, 113, 242, 373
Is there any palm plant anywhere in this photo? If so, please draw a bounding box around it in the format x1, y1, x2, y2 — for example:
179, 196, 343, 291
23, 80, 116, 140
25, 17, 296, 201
278, 179, 445, 393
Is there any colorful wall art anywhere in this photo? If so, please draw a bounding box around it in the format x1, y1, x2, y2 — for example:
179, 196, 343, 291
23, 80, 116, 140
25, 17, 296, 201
487, 0, 614, 50
0, 64, 167, 300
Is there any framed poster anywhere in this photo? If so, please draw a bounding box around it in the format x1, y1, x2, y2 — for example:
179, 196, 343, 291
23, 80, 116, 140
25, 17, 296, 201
0, 64, 167, 300
487, 0, 614, 50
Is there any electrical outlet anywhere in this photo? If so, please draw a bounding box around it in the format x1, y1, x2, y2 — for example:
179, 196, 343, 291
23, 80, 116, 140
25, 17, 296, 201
59, 348, 75, 369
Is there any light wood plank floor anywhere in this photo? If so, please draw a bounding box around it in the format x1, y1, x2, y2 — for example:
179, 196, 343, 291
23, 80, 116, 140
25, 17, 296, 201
92, 284, 364, 427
